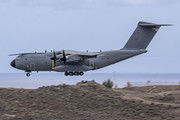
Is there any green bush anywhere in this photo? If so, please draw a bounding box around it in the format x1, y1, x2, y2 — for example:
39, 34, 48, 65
102, 79, 114, 88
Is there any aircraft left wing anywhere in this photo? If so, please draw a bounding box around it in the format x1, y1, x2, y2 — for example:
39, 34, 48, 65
8, 53, 44, 56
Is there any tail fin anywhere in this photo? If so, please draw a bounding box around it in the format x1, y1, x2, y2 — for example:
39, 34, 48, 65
123, 21, 172, 49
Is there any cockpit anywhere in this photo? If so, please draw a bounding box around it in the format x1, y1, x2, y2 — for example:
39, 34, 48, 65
16, 56, 21, 59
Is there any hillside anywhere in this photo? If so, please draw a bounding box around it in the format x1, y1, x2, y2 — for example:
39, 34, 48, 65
0, 81, 180, 120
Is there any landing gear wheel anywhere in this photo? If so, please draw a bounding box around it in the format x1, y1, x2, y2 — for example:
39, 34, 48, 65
64, 72, 69, 76
74, 72, 79, 76
79, 72, 84, 76
69, 72, 73, 76
26, 73, 30, 77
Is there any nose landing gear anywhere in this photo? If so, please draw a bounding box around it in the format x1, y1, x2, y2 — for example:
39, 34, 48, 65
25, 70, 31, 77
64, 71, 84, 76
26, 73, 30, 77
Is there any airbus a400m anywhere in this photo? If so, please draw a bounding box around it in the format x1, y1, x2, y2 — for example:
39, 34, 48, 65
9, 21, 171, 76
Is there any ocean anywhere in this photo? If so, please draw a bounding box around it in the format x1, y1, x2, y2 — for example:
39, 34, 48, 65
0, 73, 180, 89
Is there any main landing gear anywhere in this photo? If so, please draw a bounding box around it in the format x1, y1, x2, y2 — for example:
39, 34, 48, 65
64, 71, 84, 76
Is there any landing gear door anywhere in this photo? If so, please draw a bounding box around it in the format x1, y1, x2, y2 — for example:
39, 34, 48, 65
30, 62, 35, 71
89, 60, 94, 68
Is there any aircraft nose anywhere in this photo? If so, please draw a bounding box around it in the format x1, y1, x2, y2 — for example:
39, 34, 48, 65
10, 60, 15, 68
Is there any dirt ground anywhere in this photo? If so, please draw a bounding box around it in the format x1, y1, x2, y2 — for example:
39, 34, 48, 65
116, 85, 180, 106
0, 81, 180, 120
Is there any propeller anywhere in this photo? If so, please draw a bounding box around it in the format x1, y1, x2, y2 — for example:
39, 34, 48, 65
60, 50, 66, 64
51, 50, 57, 67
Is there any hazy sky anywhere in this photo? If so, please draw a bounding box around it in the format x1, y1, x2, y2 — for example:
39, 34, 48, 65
1, 0, 180, 73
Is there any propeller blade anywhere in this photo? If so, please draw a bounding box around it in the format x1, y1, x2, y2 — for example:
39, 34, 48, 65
54, 50, 57, 66
60, 50, 66, 64
51, 50, 57, 67
62, 50, 66, 64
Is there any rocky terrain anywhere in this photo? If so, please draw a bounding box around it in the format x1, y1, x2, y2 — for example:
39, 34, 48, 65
0, 81, 180, 120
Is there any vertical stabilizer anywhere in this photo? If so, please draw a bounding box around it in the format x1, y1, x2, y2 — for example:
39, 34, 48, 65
123, 21, 171, 49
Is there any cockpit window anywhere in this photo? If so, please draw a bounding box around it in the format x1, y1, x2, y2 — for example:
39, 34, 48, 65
16, 56, 21, 59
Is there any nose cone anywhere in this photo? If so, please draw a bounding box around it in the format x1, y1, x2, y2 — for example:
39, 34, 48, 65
11, 60, 15, 68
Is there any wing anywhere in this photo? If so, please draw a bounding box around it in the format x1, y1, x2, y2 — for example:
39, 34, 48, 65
63, 50, 99, 56
56, 50, 100, 63
8, 53, 44, 56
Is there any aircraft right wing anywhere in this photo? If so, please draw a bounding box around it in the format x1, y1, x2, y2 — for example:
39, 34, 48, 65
56, 50, 100, 63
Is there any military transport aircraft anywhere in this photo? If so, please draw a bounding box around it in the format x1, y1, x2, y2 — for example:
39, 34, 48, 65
9, 21, 171, 76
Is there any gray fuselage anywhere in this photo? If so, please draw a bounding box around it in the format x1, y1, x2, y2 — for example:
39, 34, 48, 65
11, 49, 147, 73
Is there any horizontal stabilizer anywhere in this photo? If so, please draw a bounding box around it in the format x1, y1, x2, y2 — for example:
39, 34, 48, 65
139, 22, 173, 27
